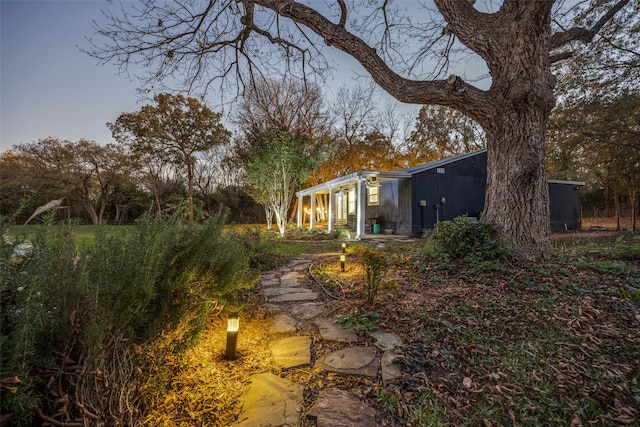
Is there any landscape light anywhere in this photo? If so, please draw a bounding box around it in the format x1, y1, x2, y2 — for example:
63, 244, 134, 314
341, 243, 346, 253
340, 254, 346, 272
225, 313, 240, 360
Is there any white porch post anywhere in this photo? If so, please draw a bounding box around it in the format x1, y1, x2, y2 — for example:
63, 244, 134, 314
297, 194, 303, 228
328, 188, 334, 233
356, 178, 367, 239
309, 192, 316, 230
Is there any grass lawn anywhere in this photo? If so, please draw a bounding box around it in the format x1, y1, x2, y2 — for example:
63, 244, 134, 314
6, 224, 137, 244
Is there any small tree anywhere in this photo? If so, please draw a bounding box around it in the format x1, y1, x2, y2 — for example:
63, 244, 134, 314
245, 131, 320, 236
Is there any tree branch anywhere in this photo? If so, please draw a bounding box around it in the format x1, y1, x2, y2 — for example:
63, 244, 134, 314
253, 0, 490, 120
550, 0, 631, 50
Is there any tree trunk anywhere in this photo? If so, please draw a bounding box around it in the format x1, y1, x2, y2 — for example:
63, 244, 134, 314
614, 194, 621, 231
264, 204, 273, 230
187, 166, 194, 222
482, 108, 551, 260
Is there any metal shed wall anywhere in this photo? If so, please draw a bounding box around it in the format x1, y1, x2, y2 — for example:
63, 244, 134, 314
407, 151, 582, 235
549, 181, 582, 231
410, 152, 487, 235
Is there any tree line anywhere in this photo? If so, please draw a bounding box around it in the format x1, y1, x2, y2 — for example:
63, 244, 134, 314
2, 78, 638, 232
1, 82, 485, 227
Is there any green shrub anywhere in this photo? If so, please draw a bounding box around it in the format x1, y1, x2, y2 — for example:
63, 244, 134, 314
0, 210, 255, 425
360, 247, 392, 304
421, 216, 513, 263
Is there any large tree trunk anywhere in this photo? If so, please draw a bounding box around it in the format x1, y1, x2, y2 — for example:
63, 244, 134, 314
483, 108, 551, 260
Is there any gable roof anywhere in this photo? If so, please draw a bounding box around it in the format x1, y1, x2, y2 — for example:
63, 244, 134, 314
297, 148, 584, 197
401, 149, 487, 175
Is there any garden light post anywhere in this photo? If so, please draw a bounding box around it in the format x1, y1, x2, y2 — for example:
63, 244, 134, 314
341, 243, 346, 253
225, 313, 239, 360
340, 254, 346, 272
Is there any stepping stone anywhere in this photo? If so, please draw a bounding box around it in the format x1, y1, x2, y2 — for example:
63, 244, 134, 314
262, 287, 312, 297
286, 259, 309, 269
236, 372, 303, 426
270, 290, 318, 302
270, 336, 311, 369
289, 302, 324, 319
281, 271, 301, 287
264, 303, 282, 313
307, 388, 376, 427
315, 346, 377, 377
260, 276, 280, 288
381, 350, 402, 385
270, 313, 297, 334
371, 331, 403, 351
315, 318, 358, 343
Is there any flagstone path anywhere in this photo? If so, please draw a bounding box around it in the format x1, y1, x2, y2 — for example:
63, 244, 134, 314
234, 255, 404, 427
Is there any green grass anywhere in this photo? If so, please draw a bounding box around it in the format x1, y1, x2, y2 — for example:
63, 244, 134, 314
6, 224, 137, 244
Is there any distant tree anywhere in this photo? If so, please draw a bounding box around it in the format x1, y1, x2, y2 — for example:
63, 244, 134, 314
0, 151, 37, 219
109, 93, 230, 222
317, 130, 404, 181
405, 105, 485, 165
244, 131, 320, 236
548, 90, 640, 230
6, 138, 135, 224
235, 77, 329, 139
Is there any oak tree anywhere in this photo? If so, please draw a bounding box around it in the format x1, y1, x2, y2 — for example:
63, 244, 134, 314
88, 0, 635, 259
109, 93, 230, 222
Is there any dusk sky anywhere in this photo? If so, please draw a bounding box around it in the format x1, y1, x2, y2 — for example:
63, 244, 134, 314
1, 1, 490, 154
0, 0, 148, 153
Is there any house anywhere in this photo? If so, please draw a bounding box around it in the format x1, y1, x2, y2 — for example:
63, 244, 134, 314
295, 149, 583, 239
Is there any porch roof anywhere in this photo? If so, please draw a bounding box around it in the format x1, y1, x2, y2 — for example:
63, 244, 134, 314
296, 169, 411, 197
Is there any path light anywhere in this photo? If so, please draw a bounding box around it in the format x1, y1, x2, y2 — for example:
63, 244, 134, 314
340, 254, 346, 272
225, 313, 240, 360
341, 243, 346, 253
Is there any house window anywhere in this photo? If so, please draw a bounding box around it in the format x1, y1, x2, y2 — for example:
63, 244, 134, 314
347, 188, 356, 215
368, 185, 380, 206
336, 191, 347, 222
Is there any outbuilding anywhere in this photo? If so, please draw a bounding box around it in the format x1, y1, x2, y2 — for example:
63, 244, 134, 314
295, 149, 583, 239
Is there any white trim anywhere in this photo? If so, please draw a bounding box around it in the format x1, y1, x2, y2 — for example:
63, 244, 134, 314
548, 179, 585, 186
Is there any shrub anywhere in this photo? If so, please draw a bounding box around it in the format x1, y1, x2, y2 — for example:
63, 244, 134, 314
360, 247, 392, 304
0, 210, 255, 426
422, 216, 513, 263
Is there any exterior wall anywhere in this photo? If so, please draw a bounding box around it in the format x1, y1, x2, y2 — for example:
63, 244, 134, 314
549, 182, 582, 231
410, 152, 487, 235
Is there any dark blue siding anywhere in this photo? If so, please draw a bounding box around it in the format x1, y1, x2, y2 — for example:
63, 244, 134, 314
410, 152, 487, 235
408, 151, 581, 235
549, 182, 582, 231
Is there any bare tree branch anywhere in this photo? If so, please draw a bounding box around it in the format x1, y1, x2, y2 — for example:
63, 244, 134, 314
550, 0, 632, 49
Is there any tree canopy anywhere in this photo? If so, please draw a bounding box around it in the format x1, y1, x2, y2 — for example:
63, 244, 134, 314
109, 93, 231, 221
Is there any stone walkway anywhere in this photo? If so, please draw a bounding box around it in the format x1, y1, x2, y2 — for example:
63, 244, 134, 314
234, 256, 404, 427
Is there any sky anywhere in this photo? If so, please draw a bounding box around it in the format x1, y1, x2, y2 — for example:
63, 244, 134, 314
0, 0, 148, 153
0, 1, 488, 154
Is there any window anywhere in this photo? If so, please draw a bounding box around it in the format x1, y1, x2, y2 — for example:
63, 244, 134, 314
336, 191, 347, 222
368, 185, 379, 206
347, 188, 356, 215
